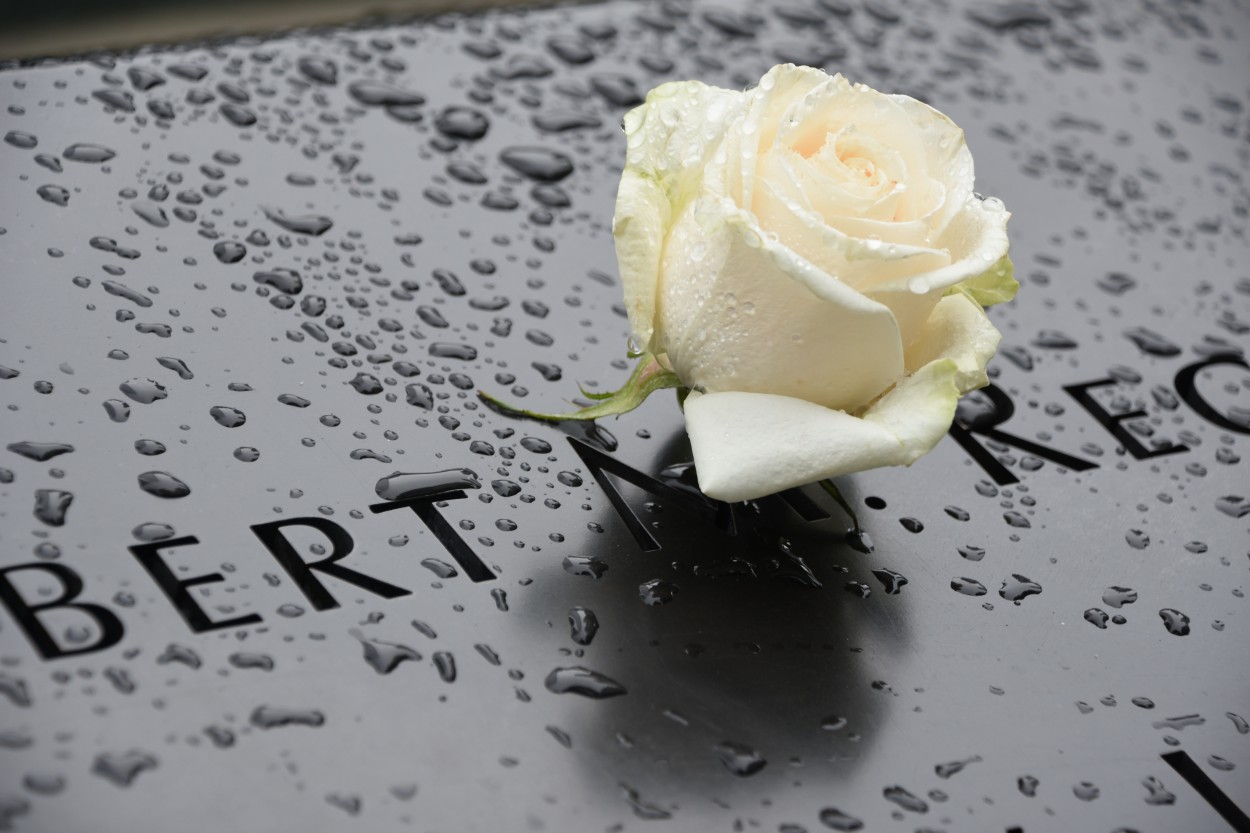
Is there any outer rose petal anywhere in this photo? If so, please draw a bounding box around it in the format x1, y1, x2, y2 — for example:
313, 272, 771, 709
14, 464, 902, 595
950, 254, 1018, 308
684, 292, 1003, 502
614, 80, 747, 352
904, 292, 1003, 393
658, 197, 905, 414
615, 169, 671, 352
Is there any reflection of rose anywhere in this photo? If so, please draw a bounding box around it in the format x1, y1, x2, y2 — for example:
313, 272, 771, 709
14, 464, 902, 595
614, 64, 1016, 502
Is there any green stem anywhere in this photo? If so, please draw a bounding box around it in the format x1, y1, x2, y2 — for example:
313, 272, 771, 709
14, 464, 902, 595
819, 479, 861, 534
479, 353, 682, 423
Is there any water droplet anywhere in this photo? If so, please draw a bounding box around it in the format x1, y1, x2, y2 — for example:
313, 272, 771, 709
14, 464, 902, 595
6, 442, 74, 462
118, 377, 166, 402
882, 785, 928, 813
1141, 775, 1175, 805
249, 705, 325, 728
209, 405, 246, 427
348, 80, 424, 107
638, 578, 678, 605
134, 439, 165, 455
104, 399, 131, 422
999, 574, 1042, 603
213, 241, 247, 263
137, 471, 191, 498
220, 103, 258, 126
375, 468, 480, 501
1102, 586, 1137, 608
297, 56, 338, 85
872, 568, 908, 594
4, 130, 37, 149
1152, 714, 1205, 731
952, 577, 987, 596
63, 143, 116, 163
421, 558, 458, 579
91, 751, 157, 786
33, 489, 73, 526
434, 107, 490, 140
1124, 327, 1182, 357
935, 755, 982, 778
563, 554, 607, 578
264, 207, 333, 236
1215, 495, 1250, 518
817, 807, 863, 831
533, 110, 603, 132
500, 147, 574, 182
544, 666, 626, 698
22, 773, 65, 795
36, 184, 69, 206
228, 652, 274, 671
429, 342, 478, 360
568, 607, 599, 645
433, 651, 456, 682
620, 784, 670, 820
156, 643, 202, 668
1003, 511, 1031, 528
714, 741, 767, 776
1158, 608, 1190, 635
132, 522, 175, 542
1084, 608, 1110, 628
1073, 781, 1100, 801
254, 268, 302, 295
491, 588, 509, 611
1032, 329, 1078, 349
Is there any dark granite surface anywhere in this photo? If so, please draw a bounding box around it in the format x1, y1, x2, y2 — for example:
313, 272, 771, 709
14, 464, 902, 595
1, 0, 1248, 830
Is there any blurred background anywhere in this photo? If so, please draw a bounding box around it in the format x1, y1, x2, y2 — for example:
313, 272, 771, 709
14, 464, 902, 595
0, 0, 551, 60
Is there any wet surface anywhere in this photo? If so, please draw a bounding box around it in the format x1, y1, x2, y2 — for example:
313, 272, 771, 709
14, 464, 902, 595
0, 0, 1248, 831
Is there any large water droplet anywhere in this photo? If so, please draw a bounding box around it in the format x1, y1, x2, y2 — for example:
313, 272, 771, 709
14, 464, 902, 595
500, 147, 574, 182
375, 468, 480, 501
544, 666, 626, 698
7, 442, 74, 461
137, 471, 191, 498
63, 143, 116, 163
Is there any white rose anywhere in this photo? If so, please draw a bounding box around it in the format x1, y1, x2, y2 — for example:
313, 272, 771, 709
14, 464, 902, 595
614, 64, 1016, 502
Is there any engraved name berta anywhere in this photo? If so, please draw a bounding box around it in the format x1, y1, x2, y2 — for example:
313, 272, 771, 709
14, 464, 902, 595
1, 351, 1246, 662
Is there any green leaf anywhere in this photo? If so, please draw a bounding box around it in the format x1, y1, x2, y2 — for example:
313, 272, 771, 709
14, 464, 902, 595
480, 354, 681, 423
575, 383, 616, 401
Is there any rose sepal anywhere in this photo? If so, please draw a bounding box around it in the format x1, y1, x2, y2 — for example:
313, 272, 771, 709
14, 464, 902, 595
479, 353, 681, 422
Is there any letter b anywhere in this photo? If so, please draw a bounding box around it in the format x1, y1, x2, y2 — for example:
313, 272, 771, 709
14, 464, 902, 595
0, 563, 125, 660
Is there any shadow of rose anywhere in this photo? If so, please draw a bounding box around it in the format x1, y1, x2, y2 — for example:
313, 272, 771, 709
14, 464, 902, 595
511, 425, 914, 821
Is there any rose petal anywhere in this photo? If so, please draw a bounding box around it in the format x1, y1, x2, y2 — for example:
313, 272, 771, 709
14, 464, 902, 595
949, 254, 1018, 307
685, 358, 961, 502
614, 80, 747, 353
684, 292, 1005, 503
752, 174, 951, 290
726, 64, 836, 211
615, 171, 671, 351
886, 93, 974, 238
862, 193, 1011, 299
658, 197, 905, 413
904, 292, 1002, 393
781, 75, 934, 192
